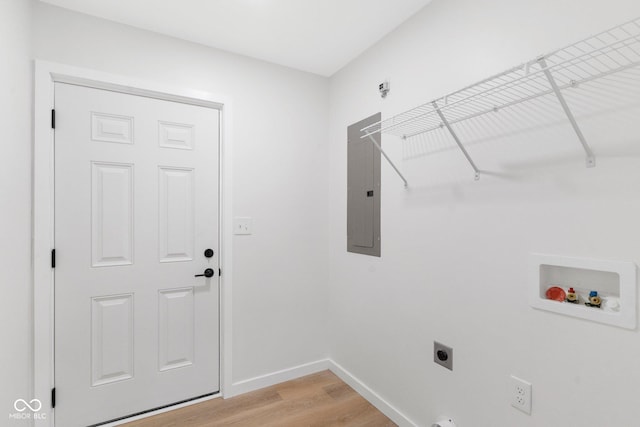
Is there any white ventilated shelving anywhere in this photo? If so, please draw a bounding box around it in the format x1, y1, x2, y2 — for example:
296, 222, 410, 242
362, 17, 640, 186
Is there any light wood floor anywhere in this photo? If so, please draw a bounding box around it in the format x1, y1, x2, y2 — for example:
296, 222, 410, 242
122, 370, 396, 427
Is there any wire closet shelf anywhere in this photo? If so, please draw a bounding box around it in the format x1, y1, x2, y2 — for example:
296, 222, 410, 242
362, 17, 640, 184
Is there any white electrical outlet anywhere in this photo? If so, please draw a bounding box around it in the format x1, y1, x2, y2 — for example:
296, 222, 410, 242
510, 375, 532, 415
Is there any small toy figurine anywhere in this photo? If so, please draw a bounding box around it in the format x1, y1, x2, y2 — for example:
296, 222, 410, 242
566, 287, 579, 304
585, 291, 602, 308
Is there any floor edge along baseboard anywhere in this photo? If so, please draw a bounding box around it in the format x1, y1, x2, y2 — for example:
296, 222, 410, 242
327, 360, 418, 427
107, 358, 417, 426
228, 359, 331, 397
229, 358, 418, 427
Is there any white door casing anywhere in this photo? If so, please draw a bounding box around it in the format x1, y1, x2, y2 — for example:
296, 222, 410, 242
54, 83, 220, 426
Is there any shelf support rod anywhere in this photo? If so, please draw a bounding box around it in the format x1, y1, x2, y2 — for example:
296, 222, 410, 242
538, 57, 596, 168
432, 101, 480, 180
364, 133, 409, 188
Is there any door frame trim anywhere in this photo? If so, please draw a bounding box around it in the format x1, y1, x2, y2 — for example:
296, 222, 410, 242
34, 60, 234, 426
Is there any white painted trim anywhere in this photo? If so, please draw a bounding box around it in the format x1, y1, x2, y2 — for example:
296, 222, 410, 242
227, 359, 331, 398
50, 74, 223, 109
328, 360, 418, 427
220, 89, 234, 402
34, 60, 56, 427
33, 60, 234, 426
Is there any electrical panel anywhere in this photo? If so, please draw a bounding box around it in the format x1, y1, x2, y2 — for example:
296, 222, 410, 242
347, 113, 381, 257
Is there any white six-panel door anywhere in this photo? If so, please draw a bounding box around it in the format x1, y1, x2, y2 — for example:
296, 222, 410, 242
54, 83, 220, 427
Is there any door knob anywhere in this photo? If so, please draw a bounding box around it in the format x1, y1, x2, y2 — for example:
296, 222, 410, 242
195, 268, 215, 278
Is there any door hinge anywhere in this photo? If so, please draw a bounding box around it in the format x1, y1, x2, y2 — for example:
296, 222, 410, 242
51, 109, 55, 129
51, 388, 56, 408
51, 249, 56, 269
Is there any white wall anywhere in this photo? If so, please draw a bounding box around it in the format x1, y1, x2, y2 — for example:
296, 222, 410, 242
30, 1, 329, 400
328, 1, 640, 426
8, 0, 640, 424
0, 0, 33, 418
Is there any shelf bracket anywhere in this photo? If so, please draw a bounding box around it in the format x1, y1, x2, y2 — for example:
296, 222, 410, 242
432, 101, 481, 180
538, 57, 596, 168
364, 133, 409, 188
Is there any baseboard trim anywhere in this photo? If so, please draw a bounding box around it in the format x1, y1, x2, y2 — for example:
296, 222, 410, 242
227, 359, 330, 397
101, 358, 416, 427
328, 360, 418, 427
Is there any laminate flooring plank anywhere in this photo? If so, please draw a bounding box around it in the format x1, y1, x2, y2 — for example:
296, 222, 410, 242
122, 370, 397, 427
123, 390, 282, 427
265, 395, 372, 427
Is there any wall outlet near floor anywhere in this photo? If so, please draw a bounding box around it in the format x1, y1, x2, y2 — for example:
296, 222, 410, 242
233, 217, 252, 235
433, 342, 453, 371
510, 375, 532, 415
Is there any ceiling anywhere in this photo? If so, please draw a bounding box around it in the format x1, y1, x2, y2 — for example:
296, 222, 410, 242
39, 0, 432, 76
